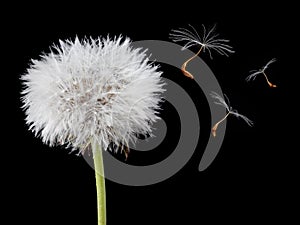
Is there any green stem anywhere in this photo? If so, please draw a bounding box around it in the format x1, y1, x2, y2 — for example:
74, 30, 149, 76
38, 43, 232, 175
92, 140, 106, 225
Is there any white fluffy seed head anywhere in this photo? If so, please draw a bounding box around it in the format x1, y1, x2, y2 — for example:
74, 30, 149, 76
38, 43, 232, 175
21, 36, 165, 154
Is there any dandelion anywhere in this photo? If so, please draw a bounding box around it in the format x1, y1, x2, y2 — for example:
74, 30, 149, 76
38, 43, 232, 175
169, 24, 234, 79
210, 92, 253, 137
21, 36, 165, 225
246, 58, 277, 88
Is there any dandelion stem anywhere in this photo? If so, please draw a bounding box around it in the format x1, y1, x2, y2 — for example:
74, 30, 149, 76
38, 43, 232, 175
263, 72, 277, 88
181, 45, 203, 79
212, 112, 230, 137
92, 140, 106, 225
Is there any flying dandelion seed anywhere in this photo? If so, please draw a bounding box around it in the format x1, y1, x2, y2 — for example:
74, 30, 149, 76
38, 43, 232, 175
169, 24, 234, 79
210, 92, 253, 137
21, 36, 165, 225
246, 58, 277, 88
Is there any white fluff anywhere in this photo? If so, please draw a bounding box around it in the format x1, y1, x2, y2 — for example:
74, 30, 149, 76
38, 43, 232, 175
169, 24, 234, 59
21, 36, 165, 153
210, 91, 253, 126
246, 58, 276, 82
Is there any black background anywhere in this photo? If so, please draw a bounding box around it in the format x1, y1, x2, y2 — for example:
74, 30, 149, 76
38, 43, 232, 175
4, 2, 296, 224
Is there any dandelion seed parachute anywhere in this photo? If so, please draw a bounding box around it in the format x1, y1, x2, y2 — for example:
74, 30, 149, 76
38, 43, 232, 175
246, 58, 277, 87
169, 24, 235, 59
210, 91, 253, 137
169, 24, 234, 79
21, 36, 165, 154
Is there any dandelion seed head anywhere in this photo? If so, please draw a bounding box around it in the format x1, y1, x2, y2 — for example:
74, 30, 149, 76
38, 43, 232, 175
21, 36, 165, 154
